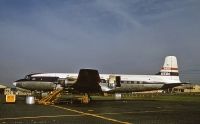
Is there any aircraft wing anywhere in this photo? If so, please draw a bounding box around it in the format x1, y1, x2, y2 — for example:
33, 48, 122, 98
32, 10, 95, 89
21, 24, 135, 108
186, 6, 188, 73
161, 82, 188, 89
72, 69, 102, 93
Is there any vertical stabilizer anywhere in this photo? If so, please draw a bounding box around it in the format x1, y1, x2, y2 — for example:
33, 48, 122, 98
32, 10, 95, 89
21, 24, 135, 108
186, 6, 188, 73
157, 56, 179, 76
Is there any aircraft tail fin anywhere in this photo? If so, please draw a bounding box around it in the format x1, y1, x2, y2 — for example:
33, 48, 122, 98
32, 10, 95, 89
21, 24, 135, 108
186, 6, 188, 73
156, 56, 179, 76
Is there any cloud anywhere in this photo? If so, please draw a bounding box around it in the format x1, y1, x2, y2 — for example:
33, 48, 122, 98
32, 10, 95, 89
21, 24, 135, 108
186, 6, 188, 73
0, 0, 200, 85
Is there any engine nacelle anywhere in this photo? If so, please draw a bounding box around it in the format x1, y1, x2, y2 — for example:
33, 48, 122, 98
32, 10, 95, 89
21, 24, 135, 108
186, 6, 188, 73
15, 81, 56, 91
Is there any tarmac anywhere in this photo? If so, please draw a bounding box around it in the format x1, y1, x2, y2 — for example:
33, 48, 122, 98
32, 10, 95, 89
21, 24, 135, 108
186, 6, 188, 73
0, 95, 200, 124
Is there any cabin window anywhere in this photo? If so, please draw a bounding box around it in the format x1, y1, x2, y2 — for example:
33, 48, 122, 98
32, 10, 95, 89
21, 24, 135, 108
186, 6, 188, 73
123, 81, 127, 84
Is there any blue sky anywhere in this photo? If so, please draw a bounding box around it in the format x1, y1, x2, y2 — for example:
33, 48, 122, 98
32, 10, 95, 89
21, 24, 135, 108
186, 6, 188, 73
0, 0, 200, 86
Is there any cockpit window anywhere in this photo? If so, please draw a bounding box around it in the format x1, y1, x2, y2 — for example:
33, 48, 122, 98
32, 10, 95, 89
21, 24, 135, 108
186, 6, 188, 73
25, 75, 31, 80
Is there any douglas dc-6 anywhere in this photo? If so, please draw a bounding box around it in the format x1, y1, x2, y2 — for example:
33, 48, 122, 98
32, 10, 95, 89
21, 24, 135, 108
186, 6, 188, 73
13, 56, 184, 93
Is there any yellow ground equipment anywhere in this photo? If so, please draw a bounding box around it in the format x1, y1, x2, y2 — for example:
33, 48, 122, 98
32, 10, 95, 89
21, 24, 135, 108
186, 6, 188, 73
37, 89, 63, 105
80, 94, 90, 104
6, 94, 16, 103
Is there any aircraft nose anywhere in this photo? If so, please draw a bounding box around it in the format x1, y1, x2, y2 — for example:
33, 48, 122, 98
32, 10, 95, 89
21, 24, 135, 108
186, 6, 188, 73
13, 82, 17, 86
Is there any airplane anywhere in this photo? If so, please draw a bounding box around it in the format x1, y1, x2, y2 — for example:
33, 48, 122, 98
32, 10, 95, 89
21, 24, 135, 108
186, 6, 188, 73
13, 56, 183, 93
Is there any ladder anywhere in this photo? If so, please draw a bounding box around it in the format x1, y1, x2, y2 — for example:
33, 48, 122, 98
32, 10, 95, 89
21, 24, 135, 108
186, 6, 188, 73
37, 89, 63, 105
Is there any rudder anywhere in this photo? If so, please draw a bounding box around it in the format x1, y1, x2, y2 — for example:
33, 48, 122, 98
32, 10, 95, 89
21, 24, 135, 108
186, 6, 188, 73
157, 56, 179, 76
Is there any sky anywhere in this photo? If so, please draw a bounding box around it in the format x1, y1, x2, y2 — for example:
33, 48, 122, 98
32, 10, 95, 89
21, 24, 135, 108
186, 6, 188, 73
0, 0, 200, 86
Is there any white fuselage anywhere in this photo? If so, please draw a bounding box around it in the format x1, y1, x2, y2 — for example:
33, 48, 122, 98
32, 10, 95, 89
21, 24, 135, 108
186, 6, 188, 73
28, 73, 181, 92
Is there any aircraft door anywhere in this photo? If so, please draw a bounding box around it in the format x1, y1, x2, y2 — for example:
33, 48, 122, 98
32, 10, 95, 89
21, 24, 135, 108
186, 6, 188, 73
108, 75, 115, 89
116, 76, 121, 87
108, 75, 121, 88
